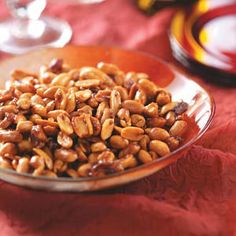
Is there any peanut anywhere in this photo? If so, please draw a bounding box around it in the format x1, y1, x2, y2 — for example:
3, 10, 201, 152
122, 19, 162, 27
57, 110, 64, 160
149, 140, 170, 157
121, 127, 144, 141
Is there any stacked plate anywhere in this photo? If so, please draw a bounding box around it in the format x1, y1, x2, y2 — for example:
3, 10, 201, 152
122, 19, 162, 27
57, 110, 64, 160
169, 0, 236, 85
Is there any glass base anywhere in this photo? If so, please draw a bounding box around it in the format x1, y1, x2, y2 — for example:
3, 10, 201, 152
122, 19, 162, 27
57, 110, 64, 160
0, 16, 72, 54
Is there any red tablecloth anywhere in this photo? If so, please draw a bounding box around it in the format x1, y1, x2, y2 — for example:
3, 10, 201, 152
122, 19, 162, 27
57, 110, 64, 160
0, 1, 236, 235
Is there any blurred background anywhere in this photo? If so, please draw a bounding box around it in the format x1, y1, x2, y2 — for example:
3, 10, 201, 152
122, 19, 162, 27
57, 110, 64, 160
0, 0, 235, 82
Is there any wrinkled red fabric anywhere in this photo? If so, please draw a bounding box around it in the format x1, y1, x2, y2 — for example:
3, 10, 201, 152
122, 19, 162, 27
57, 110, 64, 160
0, 0, 236, 235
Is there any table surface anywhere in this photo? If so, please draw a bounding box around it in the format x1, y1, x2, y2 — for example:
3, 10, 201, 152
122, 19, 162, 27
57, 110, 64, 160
0, 1, 236, 236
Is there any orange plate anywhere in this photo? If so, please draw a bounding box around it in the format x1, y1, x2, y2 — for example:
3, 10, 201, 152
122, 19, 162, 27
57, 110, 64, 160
0, 45, 215, 192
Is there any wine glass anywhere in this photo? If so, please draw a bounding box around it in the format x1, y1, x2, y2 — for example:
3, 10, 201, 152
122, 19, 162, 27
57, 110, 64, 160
0, 0, 73, 54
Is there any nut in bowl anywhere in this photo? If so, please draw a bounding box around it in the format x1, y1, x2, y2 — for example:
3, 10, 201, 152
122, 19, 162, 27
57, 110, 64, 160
0, 46, 215, 191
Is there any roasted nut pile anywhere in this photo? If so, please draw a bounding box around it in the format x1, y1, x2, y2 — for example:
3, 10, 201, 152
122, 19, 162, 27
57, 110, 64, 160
0, 59, 188, 178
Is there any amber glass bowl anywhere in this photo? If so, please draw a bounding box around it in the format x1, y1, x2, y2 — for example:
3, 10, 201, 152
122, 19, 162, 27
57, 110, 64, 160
169, 1, 236, 84
0, 46, 215, 192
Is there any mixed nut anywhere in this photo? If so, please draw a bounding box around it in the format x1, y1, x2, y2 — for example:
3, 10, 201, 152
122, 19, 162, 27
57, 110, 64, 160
0, 59, 188, 178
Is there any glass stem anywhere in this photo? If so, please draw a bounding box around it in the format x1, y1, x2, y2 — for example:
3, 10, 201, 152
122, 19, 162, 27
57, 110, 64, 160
10, 18, 46, 39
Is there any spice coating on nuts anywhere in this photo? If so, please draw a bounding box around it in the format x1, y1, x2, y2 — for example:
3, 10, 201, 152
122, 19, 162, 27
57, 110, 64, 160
0, 59, 189, 178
